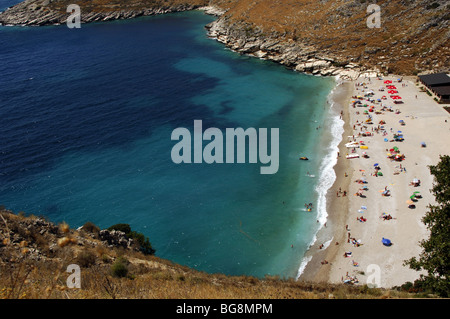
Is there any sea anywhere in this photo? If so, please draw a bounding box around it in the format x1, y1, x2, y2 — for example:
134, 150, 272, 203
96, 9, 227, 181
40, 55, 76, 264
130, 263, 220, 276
0, 5, 343, 279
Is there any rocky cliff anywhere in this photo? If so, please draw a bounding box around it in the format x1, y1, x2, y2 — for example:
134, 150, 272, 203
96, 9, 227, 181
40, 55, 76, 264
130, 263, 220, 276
204, 0, 449, 77
0, 0, 209, 26
0, 0, 448, 76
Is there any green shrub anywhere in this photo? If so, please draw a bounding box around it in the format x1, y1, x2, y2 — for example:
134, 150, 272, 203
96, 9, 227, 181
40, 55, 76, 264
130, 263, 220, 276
111, 257, 129, 278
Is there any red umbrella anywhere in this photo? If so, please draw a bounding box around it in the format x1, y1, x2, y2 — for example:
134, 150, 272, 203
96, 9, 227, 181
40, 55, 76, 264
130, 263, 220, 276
387, 85, 397, 89
384, 80, 392, 84
388, 90, 398, 94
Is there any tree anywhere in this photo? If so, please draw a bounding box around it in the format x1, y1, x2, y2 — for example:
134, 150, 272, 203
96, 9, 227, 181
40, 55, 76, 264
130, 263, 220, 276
404, 155, 450, 297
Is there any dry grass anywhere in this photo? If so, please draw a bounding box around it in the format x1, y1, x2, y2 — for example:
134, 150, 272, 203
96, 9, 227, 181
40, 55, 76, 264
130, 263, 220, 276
0, 209, 419, 299
3, 0, 447, 74
214, 0, 449, 74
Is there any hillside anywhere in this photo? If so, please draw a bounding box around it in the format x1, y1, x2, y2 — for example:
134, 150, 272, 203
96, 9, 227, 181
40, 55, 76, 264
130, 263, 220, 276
208, 0, 450, 76
0, 208, 421, 299
0, 0, 210, 25
0, 0, 448, 76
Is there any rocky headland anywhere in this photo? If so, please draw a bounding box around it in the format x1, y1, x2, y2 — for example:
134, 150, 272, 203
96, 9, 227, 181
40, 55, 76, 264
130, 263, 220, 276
0, 0, 210, 26
0, 0, 448, 77
205, 14, 367, 80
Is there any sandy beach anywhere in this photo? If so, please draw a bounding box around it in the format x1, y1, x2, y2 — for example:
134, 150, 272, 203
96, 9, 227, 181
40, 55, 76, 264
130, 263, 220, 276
300, 74, 450, 288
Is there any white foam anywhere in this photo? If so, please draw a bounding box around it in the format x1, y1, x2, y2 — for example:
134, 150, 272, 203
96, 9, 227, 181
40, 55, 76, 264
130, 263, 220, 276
315, 80, 345, 228
296, 79, 345, 280
296, 255, 312, 279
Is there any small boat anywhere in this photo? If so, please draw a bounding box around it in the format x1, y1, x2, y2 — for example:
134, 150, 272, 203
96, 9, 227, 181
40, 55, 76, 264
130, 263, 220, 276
299, 157, 309, 160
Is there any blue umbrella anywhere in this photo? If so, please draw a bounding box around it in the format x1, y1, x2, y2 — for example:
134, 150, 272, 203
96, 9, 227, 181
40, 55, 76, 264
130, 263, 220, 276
374, 163, 379, 166
382, 238, 392, 246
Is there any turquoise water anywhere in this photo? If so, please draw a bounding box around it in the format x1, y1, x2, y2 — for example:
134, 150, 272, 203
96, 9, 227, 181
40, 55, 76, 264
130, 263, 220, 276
0, 10, 337, 278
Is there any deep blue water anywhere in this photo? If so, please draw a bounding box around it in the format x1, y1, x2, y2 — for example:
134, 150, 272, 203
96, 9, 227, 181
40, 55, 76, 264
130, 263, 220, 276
0, 10, 337, 278
0, 0, 21, 11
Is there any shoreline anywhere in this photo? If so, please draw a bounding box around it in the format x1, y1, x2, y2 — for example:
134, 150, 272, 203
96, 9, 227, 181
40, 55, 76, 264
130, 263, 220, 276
298, 79, 354, 282
300, 74, 450, 288
2, 4, 448, 287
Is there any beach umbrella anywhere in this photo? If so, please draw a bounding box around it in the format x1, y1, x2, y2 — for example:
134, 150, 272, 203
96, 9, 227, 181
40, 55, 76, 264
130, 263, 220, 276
361, 206, 367, 210
382, 238, 392, 246
406, 200, 414, 205
377, 171, 383, 176
413, 178, 419, 183
410, 195, 417, 200
413, 191, 420, 194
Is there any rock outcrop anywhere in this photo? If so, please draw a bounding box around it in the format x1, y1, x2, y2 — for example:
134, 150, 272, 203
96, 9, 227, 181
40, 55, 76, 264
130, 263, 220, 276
0, 0, 448, 76
0, 208, 139, 264
0, 0, 209, 26
205, 16, 375, 80
99, 229, 135, 250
